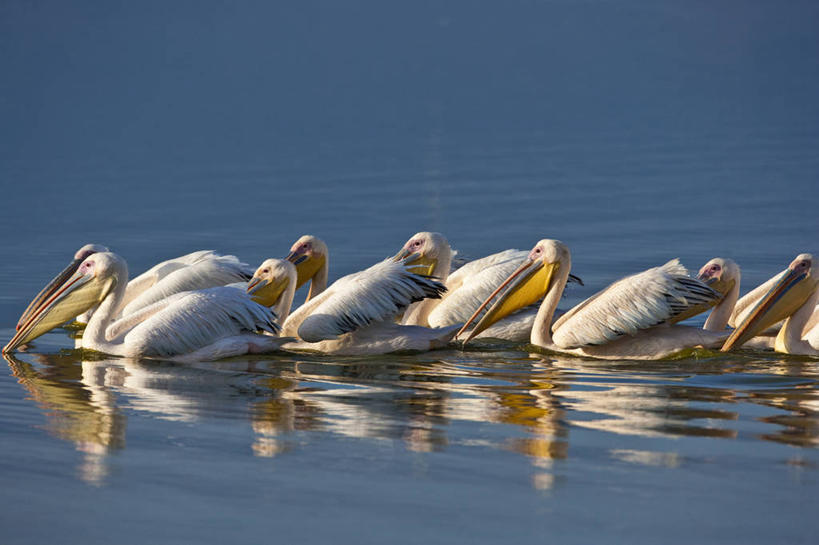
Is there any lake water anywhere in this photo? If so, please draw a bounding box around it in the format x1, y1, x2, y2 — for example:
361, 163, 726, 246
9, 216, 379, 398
1, 1, 818, 543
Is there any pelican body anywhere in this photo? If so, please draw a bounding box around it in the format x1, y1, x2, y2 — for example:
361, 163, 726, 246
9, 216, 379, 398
246, 256, 459, 356
394, 232, 582, 341
4, 252, 287, 362
13, 244, 254, 346
459, 240, 736, 360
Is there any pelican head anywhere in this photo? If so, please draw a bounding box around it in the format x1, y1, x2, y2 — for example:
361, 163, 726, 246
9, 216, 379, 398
247, 259, 297, 308
285, 235, 328, 290
721, 253, 817, 352
4, 252, 125, 353
697, 257, 740, 297
15, 243, 110, 332
457, 239, 570, 344
392, 232, 451, 278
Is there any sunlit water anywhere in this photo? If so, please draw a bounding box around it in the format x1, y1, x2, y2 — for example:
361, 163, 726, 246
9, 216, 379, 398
2, 1, 819, 543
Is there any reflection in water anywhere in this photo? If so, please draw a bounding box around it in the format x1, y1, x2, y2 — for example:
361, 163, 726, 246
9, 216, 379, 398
610, 449, 682, 468
5, 353, 126, 485
4, 347, 819, 489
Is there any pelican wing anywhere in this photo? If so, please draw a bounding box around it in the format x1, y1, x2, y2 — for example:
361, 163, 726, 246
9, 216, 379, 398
445, 249, 527, 292
123, 287, 278, 358
122, 255, 253, 316
429, 255, 529, 327
297, 259, 446, 342
552, 259, 720, 348
106, 293, 191, 341
121, 251, 222, 308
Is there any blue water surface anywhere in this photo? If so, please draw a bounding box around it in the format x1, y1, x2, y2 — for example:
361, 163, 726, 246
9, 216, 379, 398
1, 1, 818, 543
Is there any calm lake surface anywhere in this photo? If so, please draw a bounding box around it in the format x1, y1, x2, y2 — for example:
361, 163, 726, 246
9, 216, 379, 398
1, 1, 818, 543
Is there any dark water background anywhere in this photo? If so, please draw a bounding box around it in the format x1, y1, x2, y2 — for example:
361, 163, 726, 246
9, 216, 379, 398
1, 1, 818, 543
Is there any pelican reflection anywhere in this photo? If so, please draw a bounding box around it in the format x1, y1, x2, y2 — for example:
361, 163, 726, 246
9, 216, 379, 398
5, 352, 126, 485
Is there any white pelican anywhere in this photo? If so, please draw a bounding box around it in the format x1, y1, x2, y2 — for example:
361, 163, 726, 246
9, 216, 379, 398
721, 254, 819, 356
246, 257, 460, 355
4, 252, 289, 362
723, 259, 819, 349
697, 257, 741, 332
11, 244, 254, 346
285, 235, 329, 304
393, 232, 582, 340
246, 258, 298, 323
458, 240, 737, 360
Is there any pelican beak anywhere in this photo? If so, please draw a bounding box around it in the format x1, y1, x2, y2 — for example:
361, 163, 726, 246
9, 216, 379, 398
285, 250, 306, 265
721, 266, 817, 351
3, 268, 108, 353
286, 252, 325, 289
457, 258, 559, 344
392, 248, 412, 263
697, 270, 735, 297
14, 257, 85, 331
392, 248, 437, 277
247, 275, 290, 308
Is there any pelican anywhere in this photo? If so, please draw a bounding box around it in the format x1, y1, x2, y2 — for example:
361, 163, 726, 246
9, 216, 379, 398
723, 258, 819, 349
246, 257, 460, 355
11, 244, 254, 347
698, 257, 741, 332
458, 240, 737, 360
721, 254, 819, 356
285, 235, 329, 304
4, 252, 289, 362
393, 232, 581, 340
246, 258, 298, 323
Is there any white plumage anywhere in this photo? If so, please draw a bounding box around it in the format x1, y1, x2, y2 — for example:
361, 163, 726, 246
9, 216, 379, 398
428, 250, 531, 328
396, 232, 545, 340
258, 258, 457, 355
443, 249, 528, 294
396, 233, 583, 340
460, 241, 733, 360
551, 259, 721, 349
8, 252, 288, 361
67, 248, 253, 326
121, 254, 253, 316
284, 258, 446, 339
120, 287, 279, 358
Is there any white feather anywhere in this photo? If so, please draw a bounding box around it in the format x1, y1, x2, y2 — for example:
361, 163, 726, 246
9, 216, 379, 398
76, 250, 227, 323
122, 255, 252, 316
429, 253, 528, 327
444, 249, 527, 293
120, 287, 279, 358
551, 259, 721, 348
295, 259, 446, 342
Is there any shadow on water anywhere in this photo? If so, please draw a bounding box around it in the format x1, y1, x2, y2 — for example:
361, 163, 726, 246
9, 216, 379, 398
5, 337, 819, 486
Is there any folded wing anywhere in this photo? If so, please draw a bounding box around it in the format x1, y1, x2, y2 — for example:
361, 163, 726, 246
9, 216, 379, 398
552, 259, 720, 348
297, 259, 446, 342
